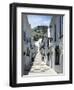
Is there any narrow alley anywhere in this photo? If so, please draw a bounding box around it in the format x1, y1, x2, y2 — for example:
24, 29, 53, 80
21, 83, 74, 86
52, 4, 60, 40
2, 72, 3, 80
29, 39, 57, 76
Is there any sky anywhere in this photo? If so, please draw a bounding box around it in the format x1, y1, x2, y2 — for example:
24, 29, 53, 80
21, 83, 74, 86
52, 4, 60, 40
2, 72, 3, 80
27, 15, 52, 28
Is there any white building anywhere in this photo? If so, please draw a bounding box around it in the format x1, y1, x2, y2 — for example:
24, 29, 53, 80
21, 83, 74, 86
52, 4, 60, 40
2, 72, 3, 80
48, 16, 63, 73
22, 14, 37, 75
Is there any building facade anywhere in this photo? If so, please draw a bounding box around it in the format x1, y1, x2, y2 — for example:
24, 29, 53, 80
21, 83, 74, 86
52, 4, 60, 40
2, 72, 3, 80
48, 16, 63, 73
22, 14, 37, 75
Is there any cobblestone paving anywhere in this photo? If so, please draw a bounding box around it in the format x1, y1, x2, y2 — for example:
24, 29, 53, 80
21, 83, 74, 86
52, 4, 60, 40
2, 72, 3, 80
29, 50, 57, 75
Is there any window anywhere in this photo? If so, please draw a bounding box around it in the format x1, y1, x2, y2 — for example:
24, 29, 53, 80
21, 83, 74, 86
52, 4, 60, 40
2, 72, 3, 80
59, 16, 63, 38
61, 16, 63, 36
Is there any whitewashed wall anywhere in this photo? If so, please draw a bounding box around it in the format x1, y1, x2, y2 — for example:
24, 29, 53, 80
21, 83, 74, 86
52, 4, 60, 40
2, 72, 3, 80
49, 16, 63, 73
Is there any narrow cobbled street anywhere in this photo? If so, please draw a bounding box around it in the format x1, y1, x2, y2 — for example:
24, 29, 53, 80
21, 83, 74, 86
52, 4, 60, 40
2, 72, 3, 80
29, 39, 57, 76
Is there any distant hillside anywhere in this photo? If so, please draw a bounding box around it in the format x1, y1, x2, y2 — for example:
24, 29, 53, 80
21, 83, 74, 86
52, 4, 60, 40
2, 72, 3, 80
32, 25, 48, 41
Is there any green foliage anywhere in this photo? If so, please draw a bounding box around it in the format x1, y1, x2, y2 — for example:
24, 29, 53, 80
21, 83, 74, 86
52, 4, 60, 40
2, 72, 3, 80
32, 25, 48, 41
